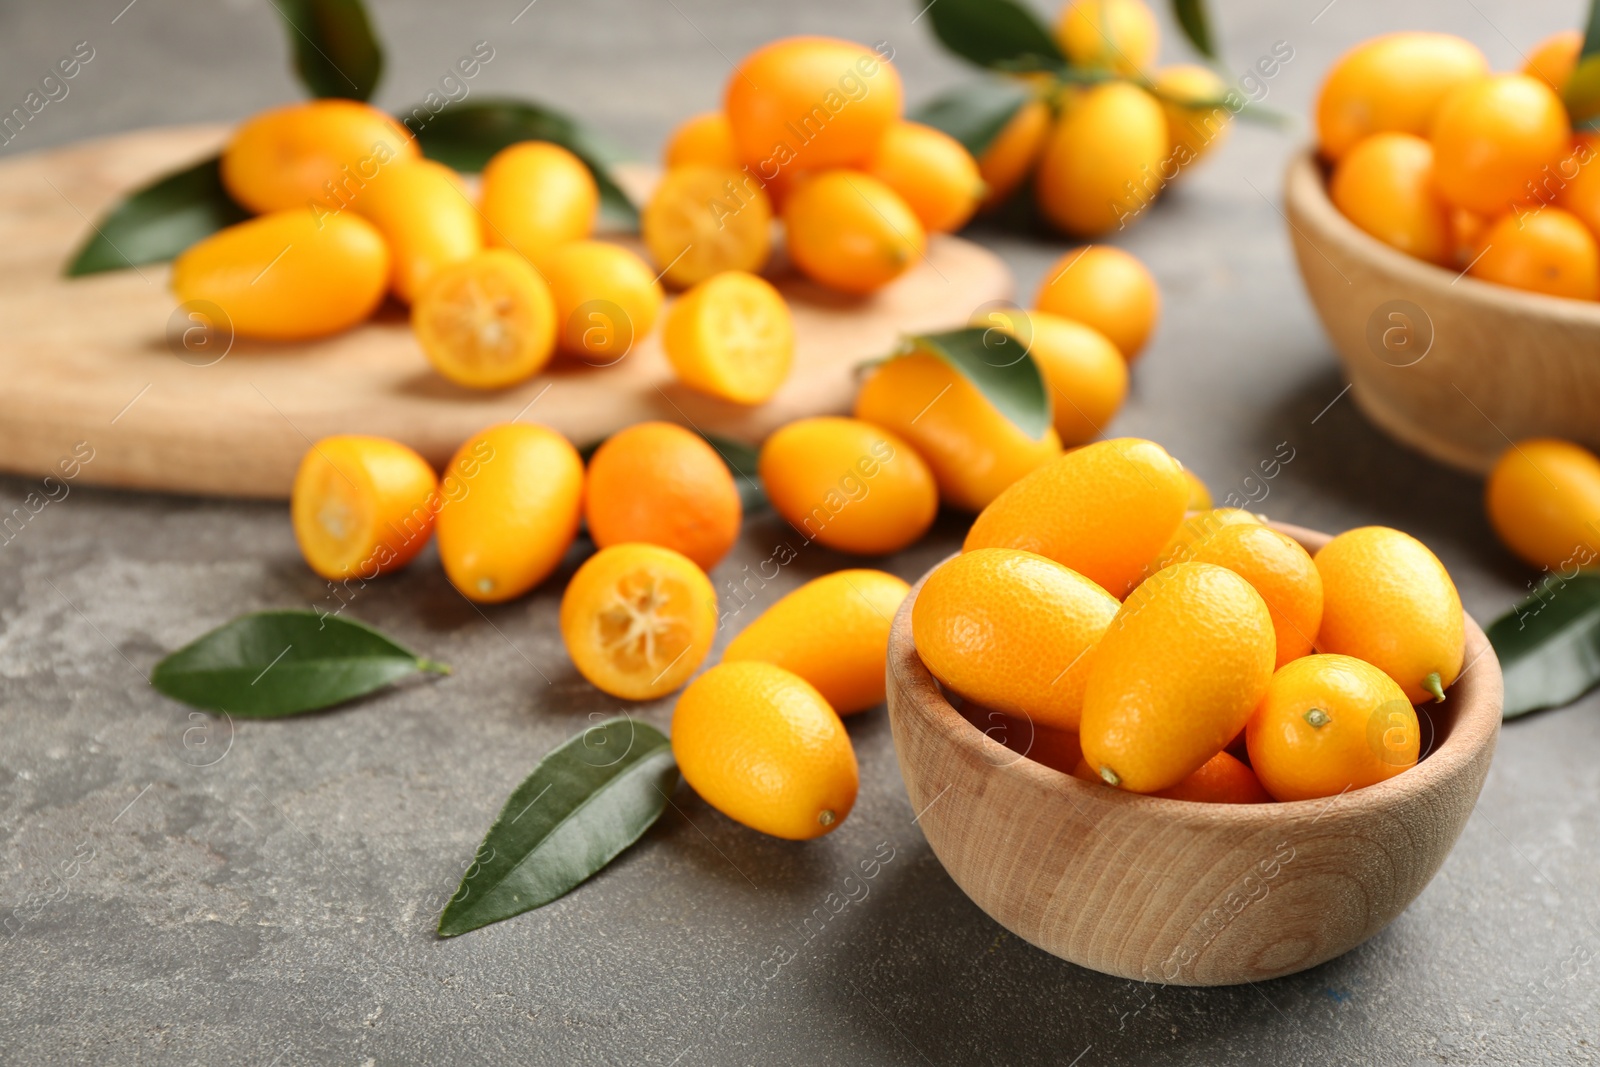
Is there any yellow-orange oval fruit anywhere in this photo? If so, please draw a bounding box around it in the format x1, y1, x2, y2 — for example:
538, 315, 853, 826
663, 111, 740, 169
1033, 245, 1160, 360
1524, 29, 1582, 95
1152, 507, 1262, 571
783, 170, 925, 294
479, 141, 599, 268
671, 661, 858, 839
913, 548, 1120, 731
1179, 523, 1324, 669
1055, 0, 1159, 75
221, 99, 418, 214
1469, 208, 1600, 301
1080, 562, 1276, 792
435, 423, 584, 603
853, 351, 1062, 512
1315, 32, 1489, 162
352, 158, 483, 302
584, 421, 741, 571
1485, 438, 1600, 571
724, 36, 902, 172
1153, 64, 1232, 173
1430, 74, 1571, 218
1330, 132, 1454, 266
1247, 654, 1418, 802
964, 437, 1189, 597
759, 416, 937, 555
975, 308, 1127, 445
977, 97, 1051, 210
1314, 526, 1464, 704
1034, 82, 1169, 237
724, 569, 909, 714
171, 210, 389, 340
863, 120, 983, 233
544, 240, 664, 362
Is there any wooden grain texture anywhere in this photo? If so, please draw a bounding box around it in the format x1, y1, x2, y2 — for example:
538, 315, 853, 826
886, 524, 1501, 987
0, 125, 1011, 499
1284, 148, 1600, 475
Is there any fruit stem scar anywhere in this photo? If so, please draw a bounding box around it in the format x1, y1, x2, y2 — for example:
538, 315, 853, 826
1304, 707, 1331, 728
1098, 765, 1121, 787
817, 809, 836, 826
1422, 671, 1446, 703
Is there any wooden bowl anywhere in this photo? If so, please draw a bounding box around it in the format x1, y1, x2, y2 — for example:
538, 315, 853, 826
886, 524, 1501, 986
1284, 148, 1600, 474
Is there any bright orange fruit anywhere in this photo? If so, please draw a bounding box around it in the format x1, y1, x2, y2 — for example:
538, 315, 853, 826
584, 422, 741, 571
964, 437, 1189, 597
291, 435, 438, 581
724, 569, 909, 714
1080, 562, 1276, 793
913, 548, 1121, 731
1247, 654, 1419, 802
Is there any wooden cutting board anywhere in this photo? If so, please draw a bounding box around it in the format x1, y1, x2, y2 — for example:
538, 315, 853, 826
0, 125, 1011, 499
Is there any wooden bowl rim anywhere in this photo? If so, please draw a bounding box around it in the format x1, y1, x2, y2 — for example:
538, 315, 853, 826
889, 521, 1503, 825
1284, 146, 1600, 326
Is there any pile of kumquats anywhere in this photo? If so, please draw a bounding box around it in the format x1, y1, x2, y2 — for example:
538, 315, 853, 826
1318, 27, 1600, 300
170, 32, 1172, 406
915, 439, 1463, 804
182, 21, 1480, 840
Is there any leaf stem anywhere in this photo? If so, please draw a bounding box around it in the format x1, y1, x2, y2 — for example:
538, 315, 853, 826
419, 659, 454, 676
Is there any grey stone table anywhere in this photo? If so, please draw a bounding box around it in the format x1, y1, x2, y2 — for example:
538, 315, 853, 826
2, 1, 1595, 1063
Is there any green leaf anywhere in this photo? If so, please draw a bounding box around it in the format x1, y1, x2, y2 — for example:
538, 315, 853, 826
909, 80, 1032, 158
1565, 0, 1600, 122
410, 99, 638, 230
274, 0, 384, 102
1170, 0, 1219, 60
1581, 0, 1600, 58
903, 326, 1050, 441
150, 611, 448, 718
438, 717, 677, 936
1487, 572, 1600, 719
700, 432, 768, 514
921, 0, 1066, 73
64, 155, 249, 277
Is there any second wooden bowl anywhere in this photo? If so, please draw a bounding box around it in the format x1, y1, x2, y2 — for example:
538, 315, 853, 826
886, 524, 1501, 986
1284, 148, 1600, 474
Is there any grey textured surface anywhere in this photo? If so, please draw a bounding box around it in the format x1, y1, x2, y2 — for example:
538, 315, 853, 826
3, 0, 1599, 1064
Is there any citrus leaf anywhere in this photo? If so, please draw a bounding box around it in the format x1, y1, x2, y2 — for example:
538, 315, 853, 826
64, 155, 248, 277
438, 717, 677, 936
274, 0, 383, 102
701, 432, 768, 514
920, 0, 1066, 73
150, 611, 448, 718
1582, 0, 1600, 58
1487, 572, 1600, 719
910, 80, 1031, 158
410, 99, 638, 229
903, 326, 1050, 441
1171, 0, 1219, 60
